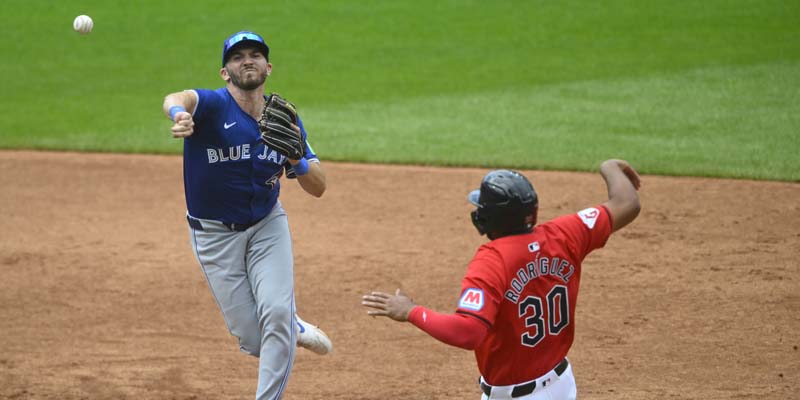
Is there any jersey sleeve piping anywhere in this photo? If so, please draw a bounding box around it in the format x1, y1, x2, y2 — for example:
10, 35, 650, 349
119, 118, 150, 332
456, 310, 493, 328
187, 89, 199, 116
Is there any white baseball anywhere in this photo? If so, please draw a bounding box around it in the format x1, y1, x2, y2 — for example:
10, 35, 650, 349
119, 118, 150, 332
73, 15, 93, 34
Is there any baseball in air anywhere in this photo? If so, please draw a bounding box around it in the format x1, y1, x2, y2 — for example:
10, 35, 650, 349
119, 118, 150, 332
73, 15, 93, 34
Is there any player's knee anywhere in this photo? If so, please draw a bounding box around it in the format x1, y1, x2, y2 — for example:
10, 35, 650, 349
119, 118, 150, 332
261, 302, 293, 331
237, 331, 262, 356
229, 315, 262, 356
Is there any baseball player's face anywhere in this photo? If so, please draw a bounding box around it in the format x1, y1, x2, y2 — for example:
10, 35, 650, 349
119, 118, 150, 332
222, 47, 271, 90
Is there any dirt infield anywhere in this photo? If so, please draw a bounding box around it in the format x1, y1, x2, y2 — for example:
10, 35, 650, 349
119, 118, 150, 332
1, 150, 798, 399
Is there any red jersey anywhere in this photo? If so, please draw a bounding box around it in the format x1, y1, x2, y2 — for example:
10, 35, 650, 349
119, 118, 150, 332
456, 206, 613, 385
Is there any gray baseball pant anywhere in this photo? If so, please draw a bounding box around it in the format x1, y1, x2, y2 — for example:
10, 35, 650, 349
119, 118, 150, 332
188, 202, 296, 400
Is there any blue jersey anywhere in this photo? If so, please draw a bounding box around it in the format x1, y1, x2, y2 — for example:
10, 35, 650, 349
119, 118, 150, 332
183, 88, 318, 225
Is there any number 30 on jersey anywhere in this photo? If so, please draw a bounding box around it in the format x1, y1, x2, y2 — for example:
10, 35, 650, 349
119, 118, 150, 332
518, 285, 570, 347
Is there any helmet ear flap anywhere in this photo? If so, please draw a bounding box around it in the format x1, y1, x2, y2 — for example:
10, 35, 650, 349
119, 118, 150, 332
471, 209, 487, 235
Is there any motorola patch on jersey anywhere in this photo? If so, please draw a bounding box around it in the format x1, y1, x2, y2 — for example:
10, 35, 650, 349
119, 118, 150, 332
578, 207, 600, 229
459, 288, 484, 311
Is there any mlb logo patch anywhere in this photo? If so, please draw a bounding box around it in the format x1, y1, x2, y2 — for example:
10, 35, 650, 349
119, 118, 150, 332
459, 288, 484, 311
577, 207, 600, 229
528, 241, 540, 252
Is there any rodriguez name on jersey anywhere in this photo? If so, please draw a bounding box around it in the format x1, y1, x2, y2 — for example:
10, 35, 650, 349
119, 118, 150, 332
503, 251, 576, 304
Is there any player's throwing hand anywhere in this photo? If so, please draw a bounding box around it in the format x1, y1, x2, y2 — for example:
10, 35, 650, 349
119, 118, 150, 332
362, 289, 415, 322
171, 112, 194, 138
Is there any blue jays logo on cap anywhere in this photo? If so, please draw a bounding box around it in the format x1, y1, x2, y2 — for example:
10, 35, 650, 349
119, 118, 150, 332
222, 31, 270, 66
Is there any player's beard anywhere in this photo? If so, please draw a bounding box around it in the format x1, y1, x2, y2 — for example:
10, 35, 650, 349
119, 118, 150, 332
228, 67, 267, 91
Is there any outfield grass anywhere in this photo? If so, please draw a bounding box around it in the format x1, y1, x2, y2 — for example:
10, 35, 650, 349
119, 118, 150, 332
1, 0, 798, 180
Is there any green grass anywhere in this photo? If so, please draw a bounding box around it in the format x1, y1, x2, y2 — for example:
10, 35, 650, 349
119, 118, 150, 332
312, 61, 800, 180
1, 0, 798, 180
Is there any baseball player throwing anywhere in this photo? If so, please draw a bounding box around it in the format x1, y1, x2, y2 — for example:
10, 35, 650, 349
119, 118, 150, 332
362, 159, 642, 399
163, 31, 332, 400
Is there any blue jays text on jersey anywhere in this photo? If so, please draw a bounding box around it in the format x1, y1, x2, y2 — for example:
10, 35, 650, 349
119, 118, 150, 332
183, 88, 318, 225
205, 143, 287, 164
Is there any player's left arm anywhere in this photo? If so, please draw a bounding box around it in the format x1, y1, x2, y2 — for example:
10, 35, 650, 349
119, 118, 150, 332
361, 289, 489, 350
407, 305, 489, 350
290, 116, 326, 197
293, 159, 326, 197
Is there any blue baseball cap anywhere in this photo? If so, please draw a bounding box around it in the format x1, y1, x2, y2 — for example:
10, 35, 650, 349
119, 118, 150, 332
222, 31, 270, 66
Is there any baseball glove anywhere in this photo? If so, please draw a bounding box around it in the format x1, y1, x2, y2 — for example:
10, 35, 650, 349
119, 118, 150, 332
258, 93, 306, 160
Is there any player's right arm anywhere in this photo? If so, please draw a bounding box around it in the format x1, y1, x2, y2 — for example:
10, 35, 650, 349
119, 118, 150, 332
600, 159, 642, 232
162, 90, 199, 138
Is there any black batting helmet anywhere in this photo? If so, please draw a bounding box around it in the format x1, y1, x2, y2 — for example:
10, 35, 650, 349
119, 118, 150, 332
468, 170, 538, 239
